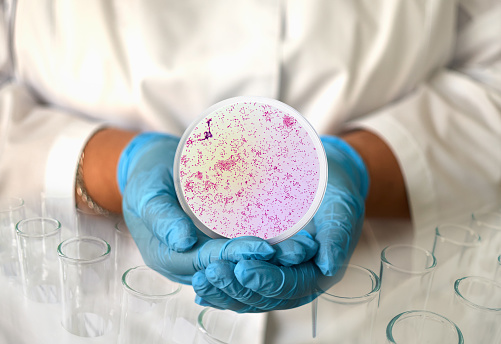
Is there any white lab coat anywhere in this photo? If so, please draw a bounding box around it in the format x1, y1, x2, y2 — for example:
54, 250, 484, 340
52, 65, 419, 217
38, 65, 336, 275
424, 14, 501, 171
2, 0, 499, 230
0, 1, 500, 343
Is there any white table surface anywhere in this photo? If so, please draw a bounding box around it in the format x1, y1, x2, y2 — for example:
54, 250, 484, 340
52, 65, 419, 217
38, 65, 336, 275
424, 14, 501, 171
1, 198, 490, 344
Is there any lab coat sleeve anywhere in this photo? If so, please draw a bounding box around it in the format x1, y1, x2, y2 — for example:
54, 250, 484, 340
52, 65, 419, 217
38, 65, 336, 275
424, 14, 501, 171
0, 0, 11, 80
0, 82, 104, 218
350, 5, 501, 231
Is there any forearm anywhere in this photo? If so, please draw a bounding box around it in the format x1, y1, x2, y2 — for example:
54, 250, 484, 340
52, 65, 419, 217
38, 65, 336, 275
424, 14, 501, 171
341, 130, 410, 219
77, 128, 138, 214
78, 127, 409, 218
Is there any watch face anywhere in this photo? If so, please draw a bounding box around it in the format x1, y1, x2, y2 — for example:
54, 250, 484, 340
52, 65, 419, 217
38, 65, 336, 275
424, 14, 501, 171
174, 97, 327, 244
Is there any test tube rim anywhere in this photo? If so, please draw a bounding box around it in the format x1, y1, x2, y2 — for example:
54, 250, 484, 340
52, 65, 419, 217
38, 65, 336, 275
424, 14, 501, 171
454, 276, 501, 312
381, 244, 437, 275
114, 220, 132, 237
15, 217, 61, 238
471, 211, 501, 231
386, 310, 464, 344
318, 264, 381, 304
197, 308, 237, 344
434, 223, 481, 247
121, 265, 181, 300
57, 236, 111, 265
0, 197, 24, 213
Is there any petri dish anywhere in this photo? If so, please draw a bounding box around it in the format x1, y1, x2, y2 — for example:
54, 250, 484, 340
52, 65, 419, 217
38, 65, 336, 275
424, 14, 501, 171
174, 96, 327, 244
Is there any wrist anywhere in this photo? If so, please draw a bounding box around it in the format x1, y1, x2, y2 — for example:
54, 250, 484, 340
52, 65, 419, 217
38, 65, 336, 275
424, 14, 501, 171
340, 130, 410, 218
77, 128, 138, 214
117, 132, 179, 194
320, 135, 370, 200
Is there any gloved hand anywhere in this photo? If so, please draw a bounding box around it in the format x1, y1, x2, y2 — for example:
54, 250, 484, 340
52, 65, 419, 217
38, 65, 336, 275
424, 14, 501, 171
192, 135, 369, 311
117, 132, 319, 284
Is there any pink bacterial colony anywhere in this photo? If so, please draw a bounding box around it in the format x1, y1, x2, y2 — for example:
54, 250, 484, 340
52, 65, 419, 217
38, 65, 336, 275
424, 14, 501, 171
179, 102, 320, 240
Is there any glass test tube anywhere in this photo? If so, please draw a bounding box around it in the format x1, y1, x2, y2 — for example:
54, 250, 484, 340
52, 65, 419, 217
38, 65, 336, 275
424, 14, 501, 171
451, 276, 501, 343
0, 197, 25, 278
41, 193, 77, 240
312, 264, 380, 343
195, 308, 244, 344
16, 217, 61, 303
428, 224, 481, 314
374, 244, 437, 344
113, 220, 144, 307
58, 236, 113, 337
118, 265, 181, 344
470, 211, 501, 277
386, 310, 463, 344
76, 207, 118, 245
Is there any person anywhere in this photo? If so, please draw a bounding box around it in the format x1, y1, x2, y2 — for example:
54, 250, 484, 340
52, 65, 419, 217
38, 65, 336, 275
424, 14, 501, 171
1, 0, 500, 318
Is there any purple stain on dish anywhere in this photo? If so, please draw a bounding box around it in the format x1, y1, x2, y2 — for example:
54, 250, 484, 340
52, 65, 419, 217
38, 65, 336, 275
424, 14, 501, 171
283, 115, 296, 128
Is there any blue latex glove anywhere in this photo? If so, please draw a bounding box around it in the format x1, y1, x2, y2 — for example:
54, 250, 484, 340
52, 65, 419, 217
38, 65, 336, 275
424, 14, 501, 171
193, 136, 369, 311
118, 132, 319, 284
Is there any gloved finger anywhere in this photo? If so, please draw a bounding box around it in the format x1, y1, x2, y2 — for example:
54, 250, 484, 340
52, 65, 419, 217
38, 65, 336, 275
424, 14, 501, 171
270, 230, 318, 266
314, 221, 351, 276
125, 210, 275, 278
204, 260, 315, 312
313, 189, 357, 276
123, 212, 194, 284
235, 260, 321, 299
192, 270, 261, 313
125, 165, 198, 252
195, 236, 275, 270
205, 261, 271, 310
142, 193, 198, 252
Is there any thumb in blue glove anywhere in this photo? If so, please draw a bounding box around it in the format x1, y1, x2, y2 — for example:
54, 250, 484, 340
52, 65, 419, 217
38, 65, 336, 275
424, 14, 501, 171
118, 132, 198, 252
119, 132, 280, 284
314, 135, 368, 276
124, 209, 276, 284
